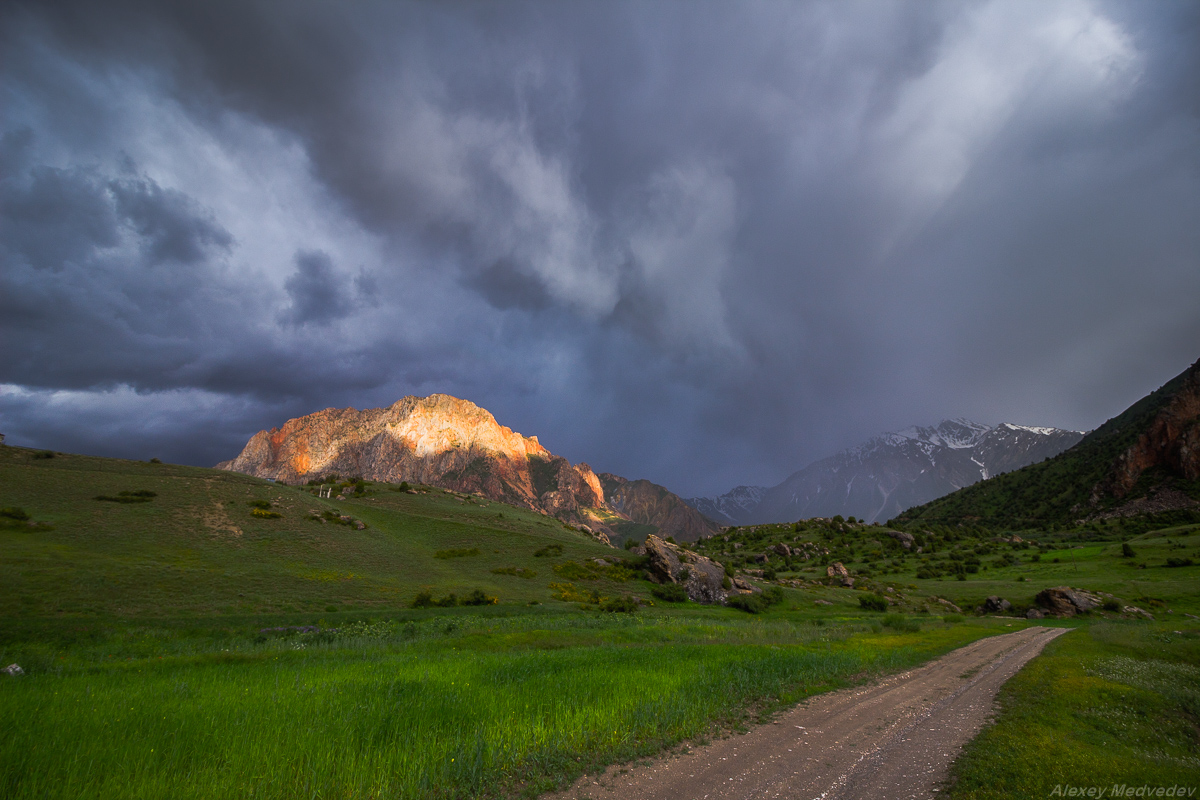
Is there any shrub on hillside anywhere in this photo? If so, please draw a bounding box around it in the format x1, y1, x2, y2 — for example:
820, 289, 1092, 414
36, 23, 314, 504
650, 583, 688, 602
600, 595, 640, 613
859, 594, 888, 612
534, 544, 563, 558
460, 589, 498, 606
727, 593, 766, 614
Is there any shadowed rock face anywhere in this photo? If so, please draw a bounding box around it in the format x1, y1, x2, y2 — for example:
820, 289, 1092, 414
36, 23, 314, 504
1098, 360, 1200, 500
599, 473, 720, 542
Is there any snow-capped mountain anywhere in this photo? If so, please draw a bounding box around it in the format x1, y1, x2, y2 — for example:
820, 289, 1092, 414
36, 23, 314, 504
686, 419, 1086, 525
685, 485, 766, 526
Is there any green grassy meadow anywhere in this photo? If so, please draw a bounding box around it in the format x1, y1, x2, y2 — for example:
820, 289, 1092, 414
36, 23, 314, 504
2, 443, 1198, 798
946, 622, 1200, 798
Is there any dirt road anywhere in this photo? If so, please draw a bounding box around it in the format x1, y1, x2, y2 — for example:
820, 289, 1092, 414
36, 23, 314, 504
547, 625, 1069, 800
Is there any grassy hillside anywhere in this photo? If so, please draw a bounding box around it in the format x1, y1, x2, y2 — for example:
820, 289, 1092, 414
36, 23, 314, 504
694, 517, 1200, 616
895, 362, 1200, 527
0, 444, 634, 617
1, 443, 1197, 798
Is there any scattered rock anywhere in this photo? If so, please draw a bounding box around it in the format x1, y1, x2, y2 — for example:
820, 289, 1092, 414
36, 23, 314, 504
771, 543, 792, 558
1025, 608, 1045, 619
753, 553, 770, 564
814, 599, 833, 606
353, 520, 366, 530
1034, 586, 1102, 617
826, 561, 854, 587
979, 596, 1012, 614
3, 664, 24, 676
732, 577, 760, 593
884, 530, 915, 549
935, 598, 963, 613
1123, 606, 1155, 620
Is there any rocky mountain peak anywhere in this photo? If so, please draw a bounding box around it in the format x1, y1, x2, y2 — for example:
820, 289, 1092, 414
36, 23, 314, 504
220, 393, 716, 542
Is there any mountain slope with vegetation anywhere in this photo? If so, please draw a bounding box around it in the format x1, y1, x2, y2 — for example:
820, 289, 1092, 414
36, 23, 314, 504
897, 358, 1200, 528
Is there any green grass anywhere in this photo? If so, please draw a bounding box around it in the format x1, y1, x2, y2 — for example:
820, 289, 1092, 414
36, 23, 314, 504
946, 622, 1200, 798
0, 445, 632, 616
3, 443, 1198, 797
0, 612, 1000, 799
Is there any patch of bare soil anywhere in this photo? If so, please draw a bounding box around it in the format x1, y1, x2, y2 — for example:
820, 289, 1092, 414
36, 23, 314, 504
545, 626, 1069, 800
202, 479, 243, 537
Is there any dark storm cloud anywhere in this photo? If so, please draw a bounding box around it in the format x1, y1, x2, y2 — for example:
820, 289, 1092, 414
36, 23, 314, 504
1, 0, 1198, 496
281, 250, 357, 326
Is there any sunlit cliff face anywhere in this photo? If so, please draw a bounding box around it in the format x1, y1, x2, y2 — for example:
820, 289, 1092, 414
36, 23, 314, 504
223, 393, 607, 524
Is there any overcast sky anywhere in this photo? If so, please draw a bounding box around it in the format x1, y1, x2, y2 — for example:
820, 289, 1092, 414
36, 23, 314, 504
2, 0, 1198, 497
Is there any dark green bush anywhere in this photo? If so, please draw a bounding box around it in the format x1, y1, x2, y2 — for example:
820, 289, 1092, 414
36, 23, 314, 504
650, 583, 688, 602
411, 590, 434, 608
762, 586, 784, 606
461, 589, 498, 606
600, 595, 640, 613
1165, 557, 1193, 568
32, 451, 55, 459
534, 544, 563, 557
1122, 542, 1136, 558
0, 507, 30, 521
491, 566, 536, 579
859, 594, 888, 612
727, 594, 767, 614
1102, 598, 1120, 612
248, 500, 272, 510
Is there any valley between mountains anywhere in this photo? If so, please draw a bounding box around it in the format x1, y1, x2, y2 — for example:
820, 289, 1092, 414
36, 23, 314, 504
1, 358, 1198, 800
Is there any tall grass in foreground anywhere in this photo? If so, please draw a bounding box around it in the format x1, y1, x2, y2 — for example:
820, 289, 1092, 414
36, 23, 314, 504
0, 615, 990, 799
946, 622, 1200, 798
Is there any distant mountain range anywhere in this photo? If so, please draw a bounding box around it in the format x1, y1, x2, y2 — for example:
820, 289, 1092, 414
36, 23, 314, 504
218, 394, 718, 543
687, 420, 1086, 525
899, 358, 1200, 526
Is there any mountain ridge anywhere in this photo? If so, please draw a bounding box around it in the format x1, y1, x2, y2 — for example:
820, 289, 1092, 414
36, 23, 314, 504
897, 358, 1200, 526
219, 393, 718, 542
688, 419, 1085, 525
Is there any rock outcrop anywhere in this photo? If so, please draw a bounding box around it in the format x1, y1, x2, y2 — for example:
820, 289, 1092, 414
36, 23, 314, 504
642, 534, 735, 605
1097, 360, 1200, 500
1034, 586, 1101, 617
978, 596, 1012, 614
826, 561, 854, 587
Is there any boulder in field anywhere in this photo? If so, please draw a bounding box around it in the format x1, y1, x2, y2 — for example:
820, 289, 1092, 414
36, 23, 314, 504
643, 535, 728, 605
979, 596, 1012, 614
1035, 586, 1101, 617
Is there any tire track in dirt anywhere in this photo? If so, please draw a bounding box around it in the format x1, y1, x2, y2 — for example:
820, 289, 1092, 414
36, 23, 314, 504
546, 626, 1069, 800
